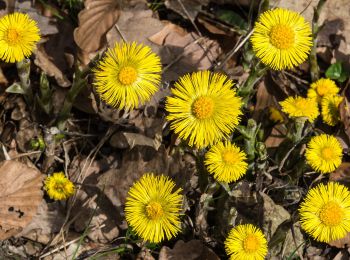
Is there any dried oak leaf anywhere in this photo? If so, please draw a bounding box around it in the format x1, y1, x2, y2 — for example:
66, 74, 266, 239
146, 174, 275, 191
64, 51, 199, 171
340, 96, 350, 144
159, 240, 219, 260
0, 160, 43, 240
74, 0, 120, 53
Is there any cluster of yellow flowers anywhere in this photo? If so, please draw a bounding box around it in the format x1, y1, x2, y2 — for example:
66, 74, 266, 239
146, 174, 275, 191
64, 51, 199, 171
2, 7, 349, 260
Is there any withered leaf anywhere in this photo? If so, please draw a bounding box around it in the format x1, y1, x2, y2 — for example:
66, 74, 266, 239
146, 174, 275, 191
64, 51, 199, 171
159, 240, 219, 260
74, 0, 120, 53
0, 160, 43, 240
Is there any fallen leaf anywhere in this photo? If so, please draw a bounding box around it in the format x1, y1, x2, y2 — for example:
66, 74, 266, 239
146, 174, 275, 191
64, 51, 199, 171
329, 232, 350, 248
74, 0, 120, 53
15, 0, 58, 36
34, 44, 71, 87
18, 201, 65, 244
164, 0, 209, 20
329, 163, 350, 185
159, 240, 219, 260
149, 22, 221, 81
260, 192, 290, 239
0, 160, 43, 240
106, 3, 163, 51
97, 145, 195, 206
109, 132, 161, 150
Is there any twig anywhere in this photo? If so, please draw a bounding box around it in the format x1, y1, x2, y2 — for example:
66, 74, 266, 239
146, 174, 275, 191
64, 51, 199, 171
176, 0, 202, 36
114, 24, 127, 42
215, 29, 254, 70
39, 224, 105, 259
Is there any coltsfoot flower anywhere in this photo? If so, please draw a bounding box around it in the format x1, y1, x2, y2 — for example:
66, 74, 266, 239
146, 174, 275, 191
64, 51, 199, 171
280, 96, 319, 122
321, 95, 343, 126
125, 173, 183, 243
305, 134, 342, 173
307, 78, 340, 103
299, 182, 350, 242
165, 71, 243, 148
0, 13, 40, 63
205, 141, 248, 183
225, 224, 268, 260
44, 172, 75, 200
251, 8, 312, 70
94, 42, 161, 110
269, 107, 284, 123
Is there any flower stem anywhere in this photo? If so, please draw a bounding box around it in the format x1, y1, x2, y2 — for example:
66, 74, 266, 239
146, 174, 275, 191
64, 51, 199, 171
16, 59, 33, 104
310, 0, 327, 82
238, 63, 268, 104
56, 68, 89, 130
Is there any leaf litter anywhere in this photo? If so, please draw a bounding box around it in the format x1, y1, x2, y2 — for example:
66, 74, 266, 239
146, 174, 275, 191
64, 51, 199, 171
1, 0, 350, 259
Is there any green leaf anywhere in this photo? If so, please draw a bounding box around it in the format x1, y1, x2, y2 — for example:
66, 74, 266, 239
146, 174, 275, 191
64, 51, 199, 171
215, 9, 248, 32
325, 62, 349, 82
5, 82, 26, 94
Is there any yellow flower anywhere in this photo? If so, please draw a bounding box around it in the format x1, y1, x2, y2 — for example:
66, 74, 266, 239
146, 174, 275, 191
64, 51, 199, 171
125, 173, 183, 243
299, 182, 350, 243
280, 96, 319, 122
94, 42, 161, 110
0, 12, 40, 63
269, 107, 284, 123
321, 95, 343, 126
307, 78, 340, 103
44, 172, 75, 200
305, 134, 342, 173
165, 71, 243, 148
225, 224, 268, 260
251, 8, 312, 70
205, 141, 248, 183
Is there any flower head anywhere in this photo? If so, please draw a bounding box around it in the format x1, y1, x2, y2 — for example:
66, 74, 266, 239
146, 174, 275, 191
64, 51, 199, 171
280, 96, 319, 122
307, 78, 339, 103
299, 182, 350, 242
269, 107, 284, 123
225, 224, 268, 260
0, 12, 40, 63
305, 134, 342, 173
251, 8, 312, 70
205, 141, 248, 183
44, 172, 75, 200
125, 173, 183, 243
321, 95, 343, 126
165, 71, 243, 148
94, 42, 161, 110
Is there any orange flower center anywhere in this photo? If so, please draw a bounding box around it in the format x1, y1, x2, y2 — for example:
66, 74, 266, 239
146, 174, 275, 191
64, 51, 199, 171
146, 201, 164, 220
270, 25, 295, 49
6, 28, 20, 45
192, 96, 214, 119
118, 66, 137, 85
319, 201, 343, 226
53, 182, 65, 193
243, 234, 260, 253
321, 147, 334, 160
222, 150, 238, 164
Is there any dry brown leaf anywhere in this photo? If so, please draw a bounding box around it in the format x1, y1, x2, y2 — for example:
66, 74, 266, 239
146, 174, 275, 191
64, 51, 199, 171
329, 163, 350, 184
109, 132, 161, 150
74, 0, 120, 53
149, 22, 221, 81
0, 160, 43, 240
34, 44, 71, 87
159, 240, 219, 260
329, 232, 350, 248
106, 4, 164, 51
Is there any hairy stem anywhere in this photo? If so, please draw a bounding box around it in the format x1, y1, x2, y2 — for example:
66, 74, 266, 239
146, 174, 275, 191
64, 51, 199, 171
310, 0, 327, 82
